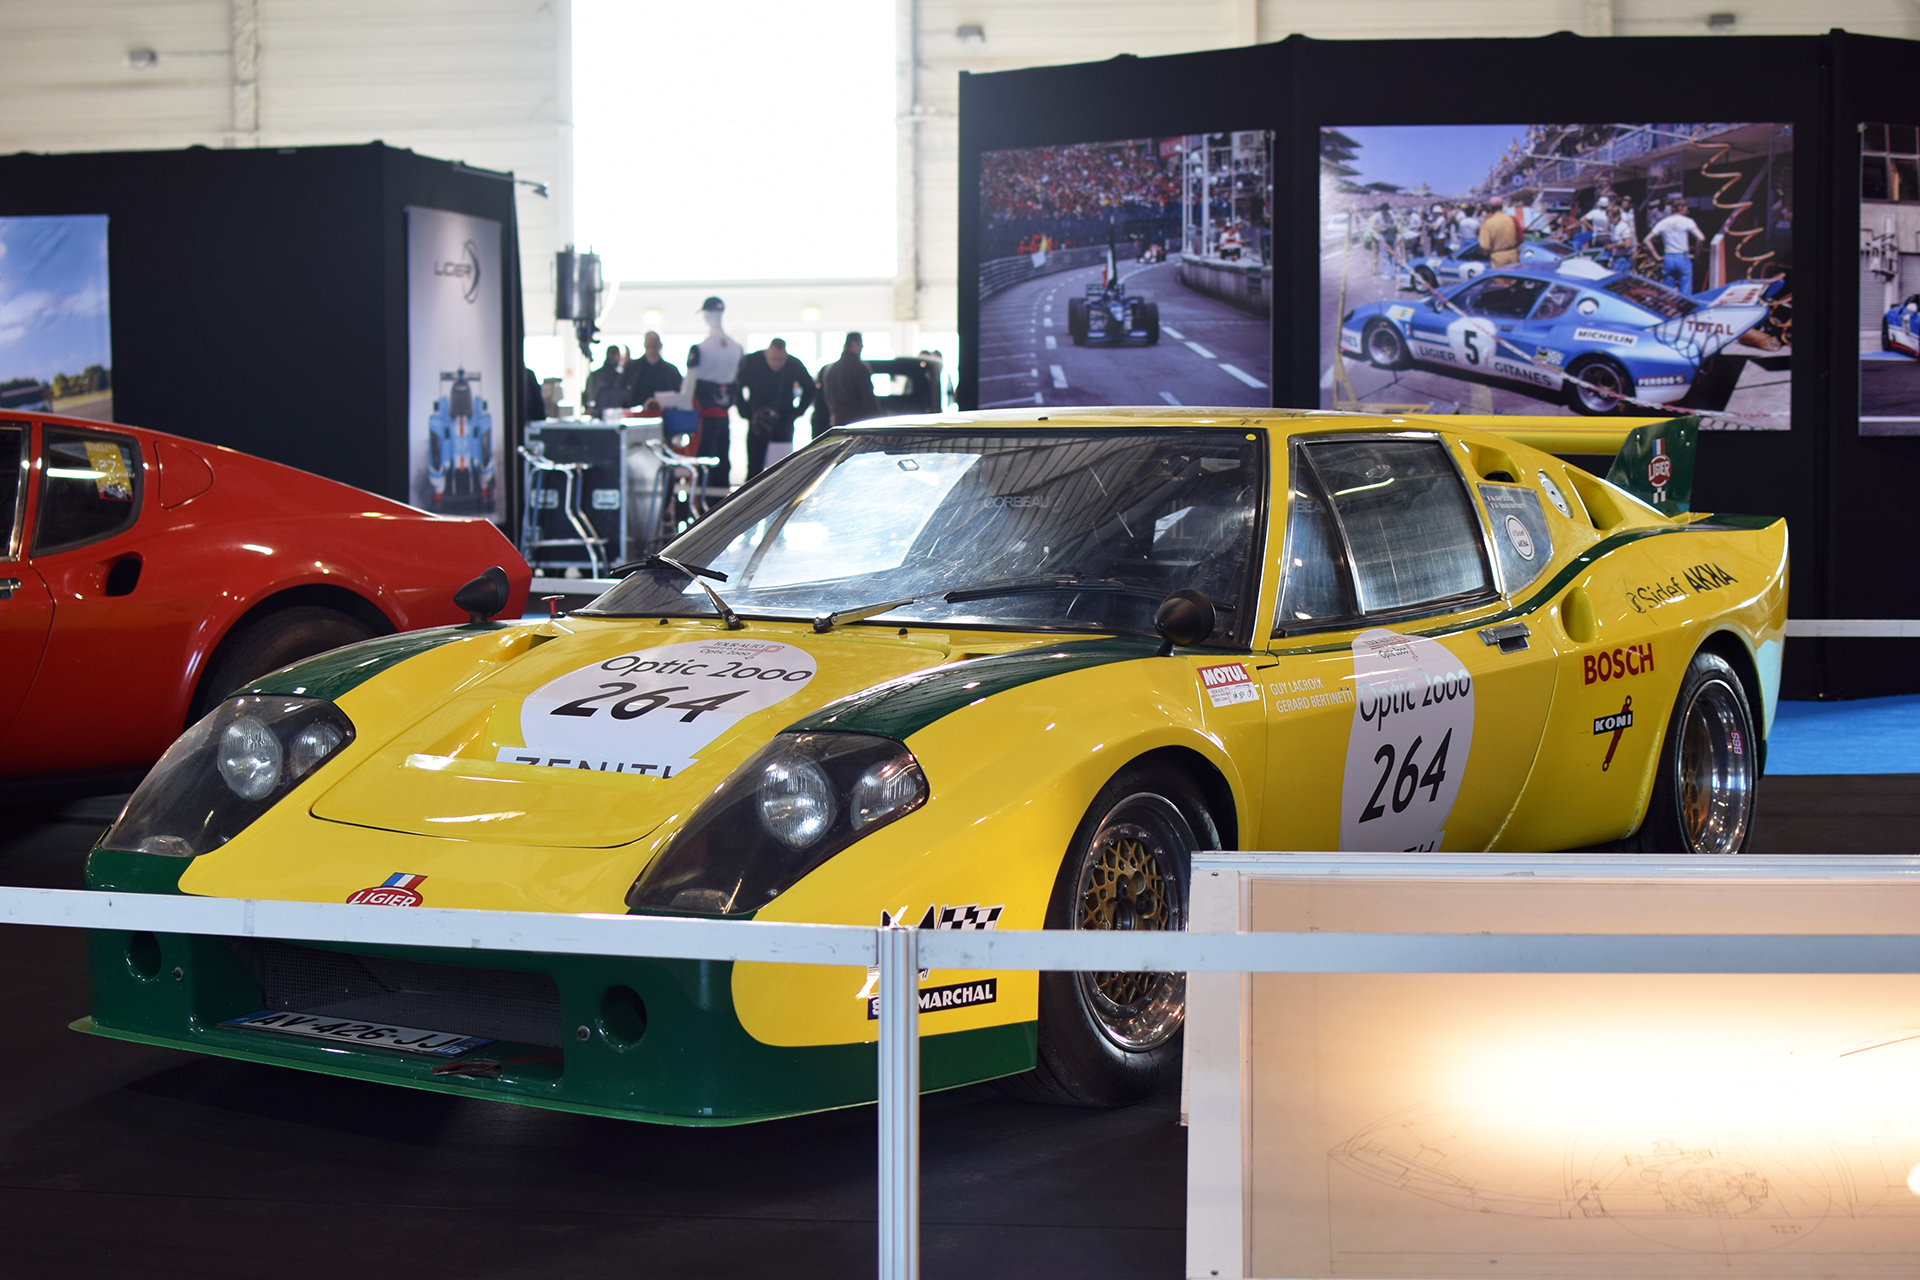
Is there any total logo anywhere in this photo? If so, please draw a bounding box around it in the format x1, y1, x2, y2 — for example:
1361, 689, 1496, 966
346, 873, 426, 907
1584, 643, 1653, 686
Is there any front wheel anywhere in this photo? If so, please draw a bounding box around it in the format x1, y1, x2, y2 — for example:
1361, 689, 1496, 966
189, 606, 377, 724
1362, 319, 1410, 370
1413, 265, 1439, 292
1631, 649, 1758, 855
996, 763, 1219, 1107
1565, 354, 1634, 415
1140, 301, 1160, 345
1067, 299, 1089, 346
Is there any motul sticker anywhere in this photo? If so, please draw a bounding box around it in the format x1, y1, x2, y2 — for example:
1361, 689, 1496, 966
347, 873, 426, 906
1197, 662, 1258, 708
500, 638, 817, 775
1340, 630, 1474, 853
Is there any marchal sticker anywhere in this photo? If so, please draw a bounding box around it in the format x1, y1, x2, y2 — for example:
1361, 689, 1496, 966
347, 873, 426, 906
500, 638, 817, 775
1197, 662, 1258, 708
1340, 630, 1474, 853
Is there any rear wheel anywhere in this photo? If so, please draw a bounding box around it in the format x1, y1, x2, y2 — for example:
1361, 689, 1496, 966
1140, 301, 1160, 345
996, 763, 1218, 1107
1883, 321, 1896, 353
1566, 354, 1634, 415
189, 606, 377, 723
1362, 319, 1409, 370
1631, 650, 1758, 855
1413, 265, 1439, 292
1067, 299, 1089, 346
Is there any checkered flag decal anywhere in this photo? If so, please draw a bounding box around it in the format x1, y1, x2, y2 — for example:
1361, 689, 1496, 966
937, 903, 1003, 931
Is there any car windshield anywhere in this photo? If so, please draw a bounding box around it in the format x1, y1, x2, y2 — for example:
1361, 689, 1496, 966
1603, 275, 1698, 319
580, 428, 1264, 642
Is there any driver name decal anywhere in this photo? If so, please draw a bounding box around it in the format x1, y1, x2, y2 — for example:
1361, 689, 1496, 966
500, 639, 818, 775
1340, 630, 1474, 853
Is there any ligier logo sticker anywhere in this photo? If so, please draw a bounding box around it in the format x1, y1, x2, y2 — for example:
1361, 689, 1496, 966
347, 873, 426, 907
1648, 438, 1673, 491
1197, 662, 1258, 708
501, 639, 817, 776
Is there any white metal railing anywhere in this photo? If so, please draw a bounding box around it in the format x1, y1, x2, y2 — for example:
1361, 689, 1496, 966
9, 866, 1920, 1280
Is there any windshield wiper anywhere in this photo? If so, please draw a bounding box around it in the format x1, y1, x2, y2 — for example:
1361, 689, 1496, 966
615, 553, 743, 630
812, 595, 921, 634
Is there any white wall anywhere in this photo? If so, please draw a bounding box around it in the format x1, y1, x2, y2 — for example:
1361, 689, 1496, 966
0, 0, 570, 337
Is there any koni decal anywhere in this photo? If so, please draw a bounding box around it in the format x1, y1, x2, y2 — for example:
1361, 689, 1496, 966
1596, 696, 1634, 771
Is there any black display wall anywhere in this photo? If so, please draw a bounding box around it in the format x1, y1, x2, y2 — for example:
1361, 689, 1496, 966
960, 30, 1917, 699
0, 142, 524, 519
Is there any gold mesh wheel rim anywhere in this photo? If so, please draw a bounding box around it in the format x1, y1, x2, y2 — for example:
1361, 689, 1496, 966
1071, 793, 1189, 1052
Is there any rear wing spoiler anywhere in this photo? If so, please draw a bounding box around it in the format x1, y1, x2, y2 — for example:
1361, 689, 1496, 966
1446, 414, 1699, 515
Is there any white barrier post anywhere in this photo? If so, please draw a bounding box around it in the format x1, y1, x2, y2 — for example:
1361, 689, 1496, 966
875, 924, 920, 1280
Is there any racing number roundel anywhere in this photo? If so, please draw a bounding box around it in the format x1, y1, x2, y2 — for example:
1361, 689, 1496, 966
1445, 316, 1499, 370
500, 639, 818, 776
1340, 630, 1475, 853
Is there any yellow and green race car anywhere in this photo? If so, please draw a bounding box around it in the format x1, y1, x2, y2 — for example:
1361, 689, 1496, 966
81, 408, 1787, 1123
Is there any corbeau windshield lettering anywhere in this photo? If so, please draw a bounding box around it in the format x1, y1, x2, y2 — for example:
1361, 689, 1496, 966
1584, 643, 1654, 685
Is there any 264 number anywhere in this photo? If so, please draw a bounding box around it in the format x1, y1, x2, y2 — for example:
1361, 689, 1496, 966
550, 682, 747, 723
1358, 728, 1452, 823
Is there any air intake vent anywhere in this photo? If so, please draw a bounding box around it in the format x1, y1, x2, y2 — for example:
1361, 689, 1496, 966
231, 940, 562, 1048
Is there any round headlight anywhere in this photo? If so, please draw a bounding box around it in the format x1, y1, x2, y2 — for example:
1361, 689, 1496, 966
757, 751, 835, 849
288, 720, 345, 780
217, 716, 282, 800
849, 758, 927, 831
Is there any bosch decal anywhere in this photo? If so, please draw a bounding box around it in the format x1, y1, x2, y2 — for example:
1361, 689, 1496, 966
346, 873, 427, 907
1584, 643, 1654, 685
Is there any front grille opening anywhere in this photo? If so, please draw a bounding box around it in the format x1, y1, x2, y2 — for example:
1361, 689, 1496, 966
229, 939, 564, 1050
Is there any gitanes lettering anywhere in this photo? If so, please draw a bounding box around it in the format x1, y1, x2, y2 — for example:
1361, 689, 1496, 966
1583, 643, 1654, 685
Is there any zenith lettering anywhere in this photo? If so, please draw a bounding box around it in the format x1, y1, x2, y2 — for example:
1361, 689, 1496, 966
1584, 643, 1653, 685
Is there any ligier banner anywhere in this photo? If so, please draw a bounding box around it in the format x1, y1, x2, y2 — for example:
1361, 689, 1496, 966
406, 206, 503, 518
1320, 123, 1793, 429
0, 215, 112, 420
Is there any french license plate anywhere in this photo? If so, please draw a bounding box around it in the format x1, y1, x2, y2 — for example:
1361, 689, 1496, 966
221, 1009, 492, 1058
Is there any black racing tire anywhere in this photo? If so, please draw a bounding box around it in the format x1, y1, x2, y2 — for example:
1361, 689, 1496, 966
1362, 318, 1410, 370
995, 762, 1219, 1108
1141, 301, 1160, 345
1413, 265, 1440, 292
1629, 649, 1758, 855
1565, 353, 1635, 416
1067, 299, 1089, 346
1884, 321, 1897, 354
189, 606, 377, 724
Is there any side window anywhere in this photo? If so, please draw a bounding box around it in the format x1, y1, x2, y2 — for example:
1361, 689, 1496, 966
1274, 452, 1357, 629
1303, 438, 1490, 615
1478, 483, 1554, 594
1453, 275, 1546, 319
34, 427, 142, 555
1531, 284, 1580, 322
0, 425, 22, 559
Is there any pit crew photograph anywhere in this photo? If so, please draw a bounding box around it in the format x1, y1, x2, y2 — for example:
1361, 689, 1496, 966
1859, 122, 1920, 434
81, 408, 1785, 1127
1320, 123, 1794, 426
977, 132, 1272, 410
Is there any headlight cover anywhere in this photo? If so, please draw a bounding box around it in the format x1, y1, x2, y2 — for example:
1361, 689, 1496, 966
627, 732, 928, 917
100, 696, 357, 857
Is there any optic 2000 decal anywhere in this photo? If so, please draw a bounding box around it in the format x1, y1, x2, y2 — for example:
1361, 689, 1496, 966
500, 639, 818, 774
1340, 630, 1475, 853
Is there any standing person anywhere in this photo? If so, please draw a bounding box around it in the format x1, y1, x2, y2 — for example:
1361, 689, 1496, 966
1425, 203, 1448, 256
620, 330, 682, 408
1576, 195, 1611, 251
735, 338, 816, 480
1457, 202, 1483, 243
583, 345, 625, 417
1643, 197, 1705, 292
1608, 199, 1638, 273
821, 332, 881, 426
1478, 196, 1523, 266
1368, 203, 1397, 278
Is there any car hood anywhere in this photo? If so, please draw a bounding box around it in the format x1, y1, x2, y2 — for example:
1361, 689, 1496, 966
310, 619, 980, 848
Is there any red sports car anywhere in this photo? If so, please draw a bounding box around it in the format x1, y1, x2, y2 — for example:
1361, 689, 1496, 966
0, 410, 529, 791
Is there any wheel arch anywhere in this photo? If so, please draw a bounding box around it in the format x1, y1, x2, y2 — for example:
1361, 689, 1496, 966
1695, 627, 1768, 776
187, 583, 398, 719
1116, 743, 1241, 851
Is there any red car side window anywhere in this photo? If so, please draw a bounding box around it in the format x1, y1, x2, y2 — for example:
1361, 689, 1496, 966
33, 426, 143, 555
0, 425, 23, 559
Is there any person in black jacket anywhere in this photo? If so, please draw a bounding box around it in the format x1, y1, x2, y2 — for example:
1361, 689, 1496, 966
734, 338, 816, 479
583, 346, 624, 417
619, 331, 682, 408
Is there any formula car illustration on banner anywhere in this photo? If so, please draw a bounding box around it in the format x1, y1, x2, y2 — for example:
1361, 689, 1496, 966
1340, 261, 1779, 415
81, 408, 1783, 1126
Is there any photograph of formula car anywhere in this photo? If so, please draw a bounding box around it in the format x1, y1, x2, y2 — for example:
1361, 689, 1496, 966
1322, 122, 1793, 425
1067, 246, 1161, 345
1340, 260, 1780, 415
81, 407, 1784, 1127
976, 131, 1271, 408
1859, 125, 1920, 434
0, 409, 529, 794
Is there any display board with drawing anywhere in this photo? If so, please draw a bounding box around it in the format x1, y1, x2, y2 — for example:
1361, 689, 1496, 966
1320, 123, 1793, 430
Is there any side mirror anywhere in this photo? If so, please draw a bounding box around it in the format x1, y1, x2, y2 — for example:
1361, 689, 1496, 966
1153, 589, 1216, 657
454, 566, 511, 626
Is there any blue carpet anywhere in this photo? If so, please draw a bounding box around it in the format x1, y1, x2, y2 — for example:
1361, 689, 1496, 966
1768, 695, 1920, 775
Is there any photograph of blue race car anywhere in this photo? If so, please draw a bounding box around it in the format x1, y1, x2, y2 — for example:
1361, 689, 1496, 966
1340, 259, 1779, 415
1397, 237, 1577, 291
1882, 293, 1920, 356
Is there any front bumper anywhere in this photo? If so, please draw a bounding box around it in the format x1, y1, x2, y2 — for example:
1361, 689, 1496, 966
79, 849, 1036, 1126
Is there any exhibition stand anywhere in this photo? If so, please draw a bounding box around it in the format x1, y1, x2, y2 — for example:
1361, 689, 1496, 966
7, 858, 1918, 1280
